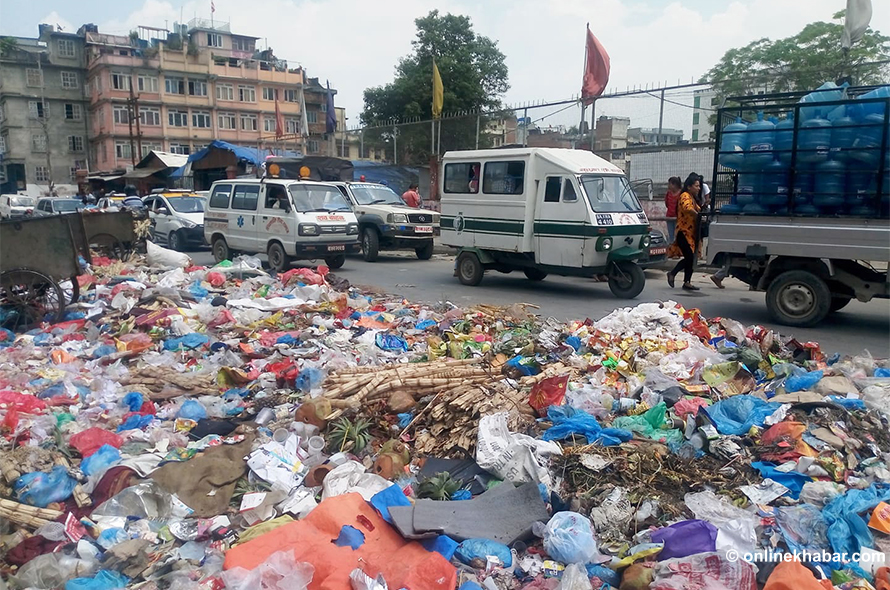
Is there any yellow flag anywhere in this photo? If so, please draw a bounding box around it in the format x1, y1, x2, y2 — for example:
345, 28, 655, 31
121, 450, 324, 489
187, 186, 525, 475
432, 59, 444, 119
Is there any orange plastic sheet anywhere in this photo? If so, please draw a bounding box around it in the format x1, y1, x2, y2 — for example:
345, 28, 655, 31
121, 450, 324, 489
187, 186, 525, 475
763, 560, 833, 590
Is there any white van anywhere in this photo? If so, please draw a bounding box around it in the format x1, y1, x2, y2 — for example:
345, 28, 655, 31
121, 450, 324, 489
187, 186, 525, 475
203, 178, 359, 271
0, 194, 35, 219
440, 148, 650, 298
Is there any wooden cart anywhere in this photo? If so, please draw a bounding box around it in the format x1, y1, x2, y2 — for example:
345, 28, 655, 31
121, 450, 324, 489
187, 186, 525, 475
75, 210, 137, 261
0, 216, 83, 331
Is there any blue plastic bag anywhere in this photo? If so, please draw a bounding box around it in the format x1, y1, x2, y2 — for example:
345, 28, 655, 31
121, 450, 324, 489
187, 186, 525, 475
81, 444, 122, 476
651, 519, 717, 560
875, 368, 890, 378
505, 355, 540, 376
826, 396, 866, 410
176, 399, 208, 421
397, 412, 413, 428
91, 344, 117, 359
122, 392, 144, 412
451, 489, 472, 501
455, 538, 512, 567
586, 564, 620, 587
565, 336, 582, 352
542, 406, 632, 446
702, 395, 782, 435
116, 414, 154, 432
542, 511, 600, 564
786, 369, 823, 393
14, 466, 78, 507
370, 484, 411, 524
422, 535, 459, 560
751, 462, 811, 499
775, 504, 830, 554
416, 319, 437, 330
276, 333, 298, 345
295, 367, 323, 392
822, 483, 890, 556
33, 332, 54, 346
163, 333, 209, 351
65, 570, 129, 590
375, 333, 408, 352
188, 281, 209, 299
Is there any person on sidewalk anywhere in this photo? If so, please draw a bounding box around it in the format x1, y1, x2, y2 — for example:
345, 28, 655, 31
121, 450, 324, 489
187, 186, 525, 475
664, 176, 682, 242
666, 173, 704, 291
402, 183, 422, 208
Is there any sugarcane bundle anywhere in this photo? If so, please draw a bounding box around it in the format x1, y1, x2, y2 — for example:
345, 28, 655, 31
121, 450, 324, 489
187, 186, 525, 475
0, 498, 63, 529
121, 365, 217, 399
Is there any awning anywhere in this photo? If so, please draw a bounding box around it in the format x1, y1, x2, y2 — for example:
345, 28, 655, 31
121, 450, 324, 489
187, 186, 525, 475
87, 174, 124, 181
124, 168, 162, 179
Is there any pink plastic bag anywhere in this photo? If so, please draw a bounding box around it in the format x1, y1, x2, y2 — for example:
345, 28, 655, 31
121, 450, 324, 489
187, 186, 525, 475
673, 397, 710, 418
650, 552, 757, 590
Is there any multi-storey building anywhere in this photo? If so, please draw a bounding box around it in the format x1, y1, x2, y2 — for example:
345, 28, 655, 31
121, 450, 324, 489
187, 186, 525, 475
692, 87, 716, 142
627, 126, 684, 146
84, 19, 324, 174
0, 24, 91, 194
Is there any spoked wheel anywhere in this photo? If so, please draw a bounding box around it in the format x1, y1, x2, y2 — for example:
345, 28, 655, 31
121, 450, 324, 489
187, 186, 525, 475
89, 233, 127, 261
60, 275, 81, 305
0, 269, 65, 331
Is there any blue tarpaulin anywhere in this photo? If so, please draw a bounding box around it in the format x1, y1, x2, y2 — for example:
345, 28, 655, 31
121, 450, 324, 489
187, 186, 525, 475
170, 140, 300, 178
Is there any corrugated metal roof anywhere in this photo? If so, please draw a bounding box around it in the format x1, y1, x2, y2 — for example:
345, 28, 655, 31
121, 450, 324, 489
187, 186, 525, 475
143, 151, 189, 169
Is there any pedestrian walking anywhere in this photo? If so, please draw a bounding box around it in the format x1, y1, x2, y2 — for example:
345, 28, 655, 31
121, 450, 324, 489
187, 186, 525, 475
666, 173, 704, 291
402, 183, 422, 208
664, 176, 681, 242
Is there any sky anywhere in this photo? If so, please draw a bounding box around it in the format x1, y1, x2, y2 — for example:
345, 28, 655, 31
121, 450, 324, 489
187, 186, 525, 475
3, 0, 888, 136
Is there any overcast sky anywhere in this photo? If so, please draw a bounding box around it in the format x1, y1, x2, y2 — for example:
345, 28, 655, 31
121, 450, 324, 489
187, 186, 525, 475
3, 0, 887, 136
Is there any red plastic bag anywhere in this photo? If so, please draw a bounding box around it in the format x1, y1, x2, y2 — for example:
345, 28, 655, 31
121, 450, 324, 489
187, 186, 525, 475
673, 397, 710, 418
69, 427, 123, 457
0, 390, 48, 414
206, 271, 226, 288
266, 359, 299, 385
529, 375, 569, 415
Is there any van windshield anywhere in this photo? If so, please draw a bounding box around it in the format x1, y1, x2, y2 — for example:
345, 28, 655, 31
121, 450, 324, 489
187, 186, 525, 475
11, 197, 34, 207
580, 175, 642, 213
350, 184, 404, 206
289, 185, 352, 213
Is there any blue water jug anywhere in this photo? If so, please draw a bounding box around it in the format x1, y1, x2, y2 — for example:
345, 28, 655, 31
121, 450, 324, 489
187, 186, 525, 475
850, 114, 886, 167
831, 116, 859, 162
855, 85, 890, 118
813, 159, 846, 210
760, 160, 790, 208
736, 173, 758, 206
798, 117, 832, 164
720, 117, 748, 170
746, 112, 776, 170
775, 113, 796, 165
799, 82, 847, 121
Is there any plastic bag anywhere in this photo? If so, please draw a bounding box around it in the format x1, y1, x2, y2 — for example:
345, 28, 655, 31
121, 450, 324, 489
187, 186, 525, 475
221, 548, 314, 590
455, 538, 512, 567
529, 375, 569, 415
176, 399, 208, 421
786, 369, 824, 393
650, 552, 758, 590
541, 406, 632, 446
775, 504, 830, 555
612, 402, 684, 444
14, 465, 78, 507
822, 483, 890, 557
146, 240, 191, 268
702, 395, 781, 435
81, 444, 122, 476
541, 511, 604, 565
651, 520, 717, 560
92, 481, 183, 522
556, 563, 591, 590
685, 491, 758, 554
762, 559, 832, 590
477, 412, 560, 486
65, 570, 129, 590
163, 333, 210, 351
12, 553, 98, 589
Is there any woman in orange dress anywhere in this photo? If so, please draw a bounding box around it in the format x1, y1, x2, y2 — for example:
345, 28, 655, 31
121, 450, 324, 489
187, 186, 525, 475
666, 173, 703, 290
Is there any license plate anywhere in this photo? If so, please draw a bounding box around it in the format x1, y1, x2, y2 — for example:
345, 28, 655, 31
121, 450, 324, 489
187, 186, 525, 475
649, 247, 667, 256
415, 226, 433, 234
327, 245, 345, 252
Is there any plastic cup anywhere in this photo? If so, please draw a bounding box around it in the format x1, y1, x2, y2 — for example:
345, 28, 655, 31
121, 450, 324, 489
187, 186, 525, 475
272, 428, 290, 444
255, 407, 275, 426
307, 436, 325, 455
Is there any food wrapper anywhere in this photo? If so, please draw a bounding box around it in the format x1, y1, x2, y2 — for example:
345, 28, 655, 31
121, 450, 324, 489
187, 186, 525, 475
349, 568, 388, 590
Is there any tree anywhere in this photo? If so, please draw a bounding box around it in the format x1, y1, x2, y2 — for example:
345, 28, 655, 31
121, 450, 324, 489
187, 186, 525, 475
703, 11, 889, 103
361, 10, 509, 165
0, 37, 18, 57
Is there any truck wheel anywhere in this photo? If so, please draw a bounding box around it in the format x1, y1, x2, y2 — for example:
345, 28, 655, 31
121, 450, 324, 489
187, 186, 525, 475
267, 242, 291, 272
456, 252, 484, 286
415, 240, 434, 260
362, 228, 380, 262
324, 254, 346, 269
212, 237, 230, 262
830, 296, 852, 313
608, 261, 645, 299
524, 268, 548, 281
766, 270, 831, 327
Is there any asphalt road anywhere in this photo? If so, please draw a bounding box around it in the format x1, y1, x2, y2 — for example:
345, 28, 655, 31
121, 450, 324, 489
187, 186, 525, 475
190, 250, 890, 358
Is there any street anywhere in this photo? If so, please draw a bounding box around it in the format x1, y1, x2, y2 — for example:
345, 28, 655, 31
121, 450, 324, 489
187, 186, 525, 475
190, 250, 890, 358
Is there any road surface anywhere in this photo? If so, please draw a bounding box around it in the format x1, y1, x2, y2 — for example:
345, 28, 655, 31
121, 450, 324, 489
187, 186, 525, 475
190, 250, 890, 358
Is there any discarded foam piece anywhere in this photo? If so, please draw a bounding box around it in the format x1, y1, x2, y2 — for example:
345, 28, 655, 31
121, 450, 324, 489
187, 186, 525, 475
392, 482, 549, 545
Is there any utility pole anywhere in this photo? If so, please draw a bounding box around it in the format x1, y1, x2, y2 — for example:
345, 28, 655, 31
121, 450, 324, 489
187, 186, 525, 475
393, 126, 398, 166
36, 57, 55, 194
131, 80, 142, 161
127, 79, 137, 166
475, 113, 480, 150
657, 88, 665, 145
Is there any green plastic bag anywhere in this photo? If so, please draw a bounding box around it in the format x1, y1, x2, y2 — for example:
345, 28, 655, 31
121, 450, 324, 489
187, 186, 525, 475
612, 402, 684, 444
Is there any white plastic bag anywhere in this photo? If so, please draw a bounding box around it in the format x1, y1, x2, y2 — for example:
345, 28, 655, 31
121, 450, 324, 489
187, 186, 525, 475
556, 563, 592, 590
476, 412, 560, 486
221, 549, 314, 590
146, 240, 191, 269
684, 491, 758, 554
650, 552, 758, 590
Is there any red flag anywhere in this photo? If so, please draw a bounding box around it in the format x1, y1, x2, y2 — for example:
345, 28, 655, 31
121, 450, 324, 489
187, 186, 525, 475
581, 25, 610, 104
274, 98, 284, 139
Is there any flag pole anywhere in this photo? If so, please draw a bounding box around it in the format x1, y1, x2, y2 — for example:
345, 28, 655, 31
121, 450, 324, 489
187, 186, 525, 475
579, 23, 589, 149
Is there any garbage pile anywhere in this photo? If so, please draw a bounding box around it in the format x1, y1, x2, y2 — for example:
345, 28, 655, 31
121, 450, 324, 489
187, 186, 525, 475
1, 245, 889, 590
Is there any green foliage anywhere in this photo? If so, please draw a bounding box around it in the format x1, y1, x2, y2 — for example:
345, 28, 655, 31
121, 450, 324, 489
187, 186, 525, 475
417, 472, 462, 501
361, 10, 510, 165
0, 36, 18, 57
703, 13, 889, 105
328, 416, 372, 453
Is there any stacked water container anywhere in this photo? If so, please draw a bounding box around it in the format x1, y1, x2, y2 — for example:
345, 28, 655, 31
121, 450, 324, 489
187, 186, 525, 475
718, 82, 889, 217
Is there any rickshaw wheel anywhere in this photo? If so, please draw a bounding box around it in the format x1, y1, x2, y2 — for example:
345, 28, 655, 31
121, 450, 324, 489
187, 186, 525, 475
607, 261, 645, 299
0, 269, 65, 331
61, 275, 81, 305
89, 233, 126, 260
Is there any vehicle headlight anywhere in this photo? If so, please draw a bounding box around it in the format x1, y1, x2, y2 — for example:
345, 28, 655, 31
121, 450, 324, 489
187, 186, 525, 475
641, 235, 651, 248
299, 223, 320, 236
388, 213, 408, 224
597, 237, 613, 252
181, 219, 197, 229
347, 223, 359, 235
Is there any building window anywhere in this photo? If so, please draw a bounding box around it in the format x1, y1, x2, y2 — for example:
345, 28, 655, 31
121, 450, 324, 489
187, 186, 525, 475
240, 113, 257, 131
28, 101, 48, 119
285, 118, 298, 134
35, 165, 50, 182
141, 142, 162, 153
692, 112, 700, 125
58, 39, 76, 58
99, 142, 107, 163
61, 71, 78, 89
169, 144, 191, 155
26, 68, 42, 87
692, 129, 699, 141
283, 89, 298, 103
165, 77, 185, 94
207, 33, 223, 48
168, 110, 188, 127
111, 72, 131, 91
320, 102, 327, 113
31, 134, 47, 152
338, 144, 350, 158
218, 112, 236, 130
137, 75, 159, 93
0, 135, 6, 155
68, 136, 84, 152
232, 37, 253, 52
263, 87, 280, 101
64, 103, 82, 121
308, 139, 319, 153
192, 111, 211, 128
307, 110, 318, 124
113, 105, 131, 125
217, 83, 234, 101
0, 103, 5, 123
188, 79, 207, 96
263, 117, 277, 133
238, 85, 256, 102
139, 107, 160, 126
115, 141, 132, 160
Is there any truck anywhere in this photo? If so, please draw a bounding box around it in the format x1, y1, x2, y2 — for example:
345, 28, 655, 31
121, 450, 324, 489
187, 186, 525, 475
440, 147, 650, 298
706, 85, 889, 327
